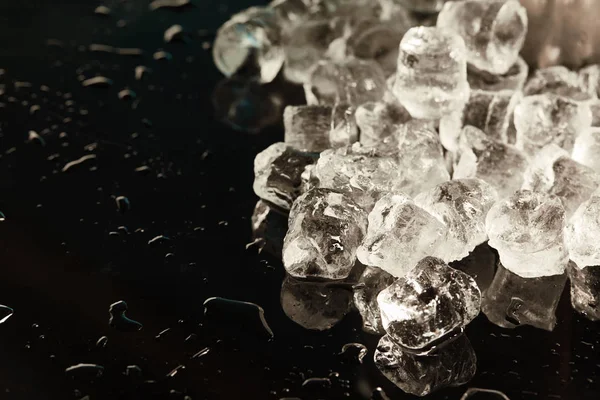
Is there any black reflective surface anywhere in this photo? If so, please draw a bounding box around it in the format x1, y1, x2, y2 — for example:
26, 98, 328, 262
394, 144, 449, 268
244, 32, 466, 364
0, 1, 599, 399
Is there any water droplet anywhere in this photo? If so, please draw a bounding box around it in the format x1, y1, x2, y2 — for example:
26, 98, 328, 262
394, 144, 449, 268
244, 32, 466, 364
191, 347, 210, 359
62, 154, 97, 172
153, 50, 173, 61
125, 365, 142, 377
155, 327, 171, 340
109, 300, 143, 332
166, 364, 186, 378
135, 66, 150, 81
340, 343, 368, 363
82, 76, 113, 88
94, 5, 111, 16
89, 44, 115, 53
65, 363, 104, 380
149, 0, 191, 11
301, 377, 332, 389
0, 305, 14, 323
118, 89, 137, 100
0, 211, 5, 222
164, 24, 188, 43
115, 196, 131, 212
96, 336, 108, 348
27, 130, 46, 146
203, 297, 274, 338
148, 235, 170, 246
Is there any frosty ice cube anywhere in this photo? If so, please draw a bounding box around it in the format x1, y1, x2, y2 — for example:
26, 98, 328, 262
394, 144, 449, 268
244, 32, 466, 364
374, 333, 476, 396
355, 101, 411, 149
280, 275, 353, 330
304, 58, 387, 107
253, 143, 317, 210
377, 257, 481, 352
357, 193, 447, 278
283, 104, 358, 152
283, 188, 367, 280
437, 0, 527, 75
482, 263, 567, 331
485, 190, 568, 278
213, 7, 284, 83
572, 127, 600, 173
467, 56, 528, 92
522, 149, 600, 218
282, 19, 344, 84
523, 66, 594, 103
564, 189, 600, 269
514, 94, 592, 156
393, 26, 470, 119
461, 89, 522, 143
567, 263, 600, 321
414, 179, 499, 262
454, 126, 528, 199
353, 266, 396, 334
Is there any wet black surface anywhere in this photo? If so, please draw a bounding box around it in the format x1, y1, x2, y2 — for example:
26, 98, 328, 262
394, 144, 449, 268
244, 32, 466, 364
0, 1, 599, 399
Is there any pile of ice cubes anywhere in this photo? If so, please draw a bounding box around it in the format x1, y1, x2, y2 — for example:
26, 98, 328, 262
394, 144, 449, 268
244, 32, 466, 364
215, 0, 600, 396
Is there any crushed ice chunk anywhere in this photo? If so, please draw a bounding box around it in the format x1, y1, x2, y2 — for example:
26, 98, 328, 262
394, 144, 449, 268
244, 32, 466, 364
514, 94, 592, 156
280, 275, 352, 330
523, 66, 594, 102
565, 189, 600, 269
353, 266, 396, 334
437, 0, 527, 75
578, 63, 600, 98
567, 263, 600, 321
377, 257, 481, 352
414, 178, 498, 262
304, 58, 387, 106
482, 263, 567, 331
356, 101, 410, 149
485, 190, 568, 278
467, 56, 528, 92
283, 188, 367, 280
357, 193, 447, 278
374, 333, 477, 396
393, 26, 469, 119
460, 90, 522, 143
454, 126, 528, 199
253, 143, 317, 210
213, 7, 284, 83
284, 104, 358, 152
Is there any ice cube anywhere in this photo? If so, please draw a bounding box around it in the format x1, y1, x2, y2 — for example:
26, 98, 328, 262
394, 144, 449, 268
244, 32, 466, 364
374, 333, 477, 396
393, 0, 452, 14
269, 0, 311, 25
449, 243, 498, 295
523, 66, 594, 103
454, 126, 528, 199
357, 193, 447, 278
251, 200, 288, 257
514, 94, 592, 156
467, 56, 528, 92
283, 104, 358, 152
213, 7, 284, 83
567, 263, 600, 321
355, 101, 411, 149
282, 19, 344, 84
572, 127, 600, 173
482, 263, 567, 331
283, 188, 367, 280
578, 63, 600, 98
437, 0, 528, 75
280, 275, 352, 330
460, 89, 522, 143
253, 143, 317, 210
414, 179, 499, 262
353, 266, 396, 334
564, 189, 600, 268
522, 149, 600, 218
377, 257, 481, 352
393, 26, 470, 119
485, 190, 568, 278
304, 58, 387, 106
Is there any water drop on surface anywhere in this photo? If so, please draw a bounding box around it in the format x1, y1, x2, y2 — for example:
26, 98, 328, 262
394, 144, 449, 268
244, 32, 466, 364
0, 305, 14, 323
0, 211, 5, 222
108, 301, 143, 332
149, 0, 191, 11
94, 5, 111, 16
81, 76, 113, 88
96, 336, 108, 348
65, 363, 104, 380
115, 196, 131, 212
203, 297, 274, 338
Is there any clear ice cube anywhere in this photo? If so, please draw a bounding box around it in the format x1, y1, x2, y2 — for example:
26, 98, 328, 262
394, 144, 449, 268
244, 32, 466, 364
304, 58, 387, 107
482, 263, 567, 331
578, 63, 600, 98
356, 193, 447, 278
283, 104, 358, 152
414, 179, 499, 262
454, 125, 528, 199
393, 26, 470, 119
572, 127, 600, 173
461, 89, 522, 143
514, 94, 592, 156
213, 7, 284, 83
355, 101, 411, 149
467, 56, 528, 92
567, 263, 600, 321
374, 333, 477, 396
377, 257, 481, 352
564, 189, 600, 269
253, 143, 317, 210
283, 188, 367, 280
353, 266, 396, 334
485, 190, 568, 278
437, 0, 528, 75
523, 66, 594, 103
280, 274, 353, 330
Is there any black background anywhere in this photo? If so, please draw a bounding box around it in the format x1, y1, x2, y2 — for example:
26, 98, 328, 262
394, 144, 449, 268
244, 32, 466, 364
0, 1, 598, 399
